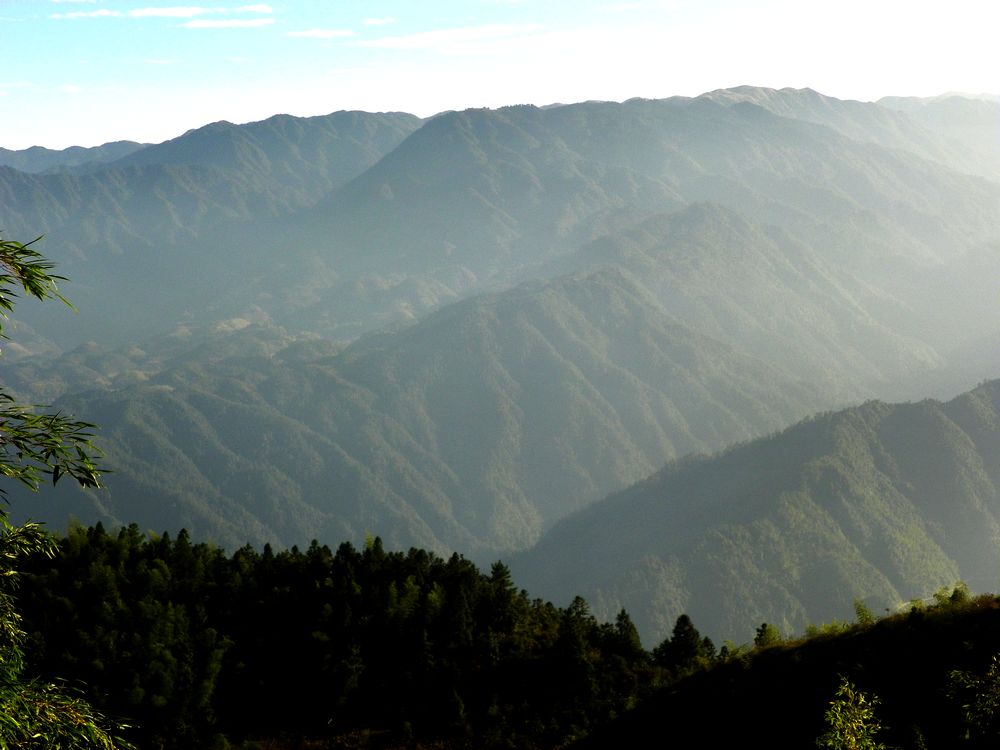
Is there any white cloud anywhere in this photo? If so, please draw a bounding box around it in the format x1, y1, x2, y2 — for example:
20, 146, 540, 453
60, 84, 83, 94
183, 17, 274, 28
130, 7, 216, 18
129, 5, 271, 18
358, 24, 545, 51
51, 8, 122, 18
53, 3, 273, 20
287, 28, 355, 39
602, 0, 680, 9
363, 17, 396, 26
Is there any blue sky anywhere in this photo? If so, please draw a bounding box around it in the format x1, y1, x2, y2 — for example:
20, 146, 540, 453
0, 0, 997, 148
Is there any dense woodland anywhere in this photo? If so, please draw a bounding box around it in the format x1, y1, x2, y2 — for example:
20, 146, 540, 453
18, 524, 654, 749
13, 523, 1000, 749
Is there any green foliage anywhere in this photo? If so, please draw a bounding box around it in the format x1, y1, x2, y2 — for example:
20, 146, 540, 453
652, 614, 716, 678
934, 582, 971, 608
0, 235, 127, 749
0, 518, 131, 750
948, 653, 1000, 744
0, 518, 54, 672
754, 622, 783, 649
0, 235, 71, 323
18, 527, 657, 749
816, 677, 888, 750
805, 620, 852, 639
0, 236, 102, 497
854, 599, 876, 627
583, 587, 1000, 749
0, 680, 131, 750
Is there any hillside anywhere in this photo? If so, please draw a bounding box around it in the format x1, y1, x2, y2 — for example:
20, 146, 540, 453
9, 268, 827, 555
273, 92, 1000, 348
514, 380, 1000, 643
5, 88, 1000, 375
577, 593, 1000, 750
547, 202, 943, 396
0, 110, 422, 347
5, 88, 1000, 633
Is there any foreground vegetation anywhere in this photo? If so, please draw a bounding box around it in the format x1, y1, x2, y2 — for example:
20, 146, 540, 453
582, 586, 1000, 749
19, 525, 655, 749
12, 523, 1000, 749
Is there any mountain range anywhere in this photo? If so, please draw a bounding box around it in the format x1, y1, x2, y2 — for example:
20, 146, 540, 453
7, 267, 825, 556
4, 86, 1000, 642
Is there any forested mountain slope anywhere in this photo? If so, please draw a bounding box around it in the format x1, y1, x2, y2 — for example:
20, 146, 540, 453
546, 202, 943, 396
5, 88, 1000, 371
577, 594, 1000, 750
0, 110, 422, 347
5, 88, 1000, 617
11, 269, 827, 555
514, 379, 1000, 643
108, 110, 423, 201
274, 92, 1000, 346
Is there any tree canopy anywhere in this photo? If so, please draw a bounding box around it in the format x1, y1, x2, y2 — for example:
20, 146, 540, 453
0, 233, 128, 749
0, 235, 103, 497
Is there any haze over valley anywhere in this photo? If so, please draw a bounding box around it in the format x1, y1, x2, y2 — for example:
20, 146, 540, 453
7, 0, 1000, 745
1, 85, 999, 647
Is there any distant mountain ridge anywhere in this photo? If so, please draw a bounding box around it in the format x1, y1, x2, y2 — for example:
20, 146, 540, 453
0, 141, 146, 174
4, 88, 998, 364
878, 93, 1000, 181
108, 110, 423, 203
704, 86, 990, 179
0, 109, 423, 346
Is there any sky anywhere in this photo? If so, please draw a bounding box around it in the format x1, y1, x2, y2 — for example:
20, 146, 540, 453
0, 0, 997, 149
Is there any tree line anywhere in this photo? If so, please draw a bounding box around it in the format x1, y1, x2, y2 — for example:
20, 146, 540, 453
18, 523, 673, 748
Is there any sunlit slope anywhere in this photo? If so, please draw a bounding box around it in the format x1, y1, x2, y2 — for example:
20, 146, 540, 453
514, 380, 1000, 643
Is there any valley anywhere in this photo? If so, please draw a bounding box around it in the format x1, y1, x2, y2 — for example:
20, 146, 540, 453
4, 86, 1000, 645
